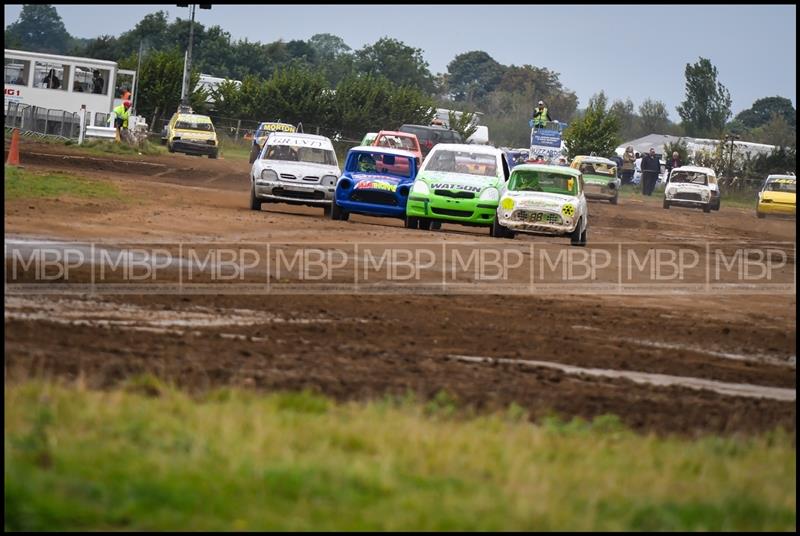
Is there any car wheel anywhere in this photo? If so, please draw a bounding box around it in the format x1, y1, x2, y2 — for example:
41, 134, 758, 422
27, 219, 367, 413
430, 221, 442, 230
330, 201, 344, 220
610, 194, 618, 205
703, 203, 711, 213
712, 199, 720, 211
491, 218, 513, 239
663, 199, 670, 209
570, 219, 586, 247
419, 218, 432, 231
249, 182, 261, 211
323, 204, 332, 217
249, 145, 260, 164
405, 216, 419, 229
208, 150, 218, 159
167, 143, 175, 153
756, 210, 766, 219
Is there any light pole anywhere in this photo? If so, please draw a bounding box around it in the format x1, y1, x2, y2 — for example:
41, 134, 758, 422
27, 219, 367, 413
177, 4, 211, 108
724, 133, 739, 180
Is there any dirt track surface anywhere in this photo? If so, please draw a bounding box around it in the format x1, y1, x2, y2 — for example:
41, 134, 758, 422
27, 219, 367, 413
5, 139, 797, 436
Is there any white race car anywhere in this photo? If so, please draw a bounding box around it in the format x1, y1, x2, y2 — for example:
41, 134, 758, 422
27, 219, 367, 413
663, 165, 719, 213
249, 133, 340, 216
493, 164, 588, 246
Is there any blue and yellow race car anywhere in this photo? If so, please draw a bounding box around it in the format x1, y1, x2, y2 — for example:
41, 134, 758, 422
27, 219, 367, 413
330, 146, 419, 221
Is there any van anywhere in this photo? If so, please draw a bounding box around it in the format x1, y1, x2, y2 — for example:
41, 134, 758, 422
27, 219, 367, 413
467, 125, 489, 145
398, 124, 463, 158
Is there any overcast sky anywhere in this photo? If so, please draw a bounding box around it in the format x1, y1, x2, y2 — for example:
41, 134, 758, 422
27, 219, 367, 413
5, 4, 796, 120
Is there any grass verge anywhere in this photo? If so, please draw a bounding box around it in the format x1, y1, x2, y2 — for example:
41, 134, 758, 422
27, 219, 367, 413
4, 380, 795, 531
617, 183, 760, 209
4, 166, 123, 201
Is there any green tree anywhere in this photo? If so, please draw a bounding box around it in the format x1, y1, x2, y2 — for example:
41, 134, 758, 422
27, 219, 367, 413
5, 4, 72, 54
447, 110, 479, 141
309, 33, 351, 58
308, 33, 354, 86
748, 114, 797, 147
676, 57, 732, 138
748, 145, 796, 179
609, 98, 637, 140
562, 92, 620, 159
115, 11, 173, 56
638, 98, 671, 136
259, 67, 331, 128
446, 51, 506, 102
733, 96, 796, 130
354, 38, 435, 94
77, 35, 121, 61
330, 75, 433, 140
124, 48, 201, 130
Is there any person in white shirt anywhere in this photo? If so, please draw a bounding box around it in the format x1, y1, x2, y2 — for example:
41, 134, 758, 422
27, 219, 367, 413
633, 152, 642, 185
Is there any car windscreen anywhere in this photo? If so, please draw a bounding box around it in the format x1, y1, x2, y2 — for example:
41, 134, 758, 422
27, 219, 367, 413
766, 178, 796, 193
579, 161, 616, 177
670, 171, 707, 185
348, 151, 414, 178
263, 144, 337, 166
424, 150, 498, 178
508, 170, 577, 196
439, 130, 463, 143
175, 121, 213, 132
375, 135, 418, 152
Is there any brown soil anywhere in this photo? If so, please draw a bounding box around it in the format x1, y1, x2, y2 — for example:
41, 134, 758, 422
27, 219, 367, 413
4, 138, 797, 437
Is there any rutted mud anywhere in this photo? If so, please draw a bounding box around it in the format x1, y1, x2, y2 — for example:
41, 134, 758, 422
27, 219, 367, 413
447, 354, 795, 402
4, 137, 797, 436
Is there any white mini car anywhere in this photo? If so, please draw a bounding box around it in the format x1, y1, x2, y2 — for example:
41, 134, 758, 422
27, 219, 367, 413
250, 133, 340, 215
662, 165, 719, 213
493, 164, 588, 246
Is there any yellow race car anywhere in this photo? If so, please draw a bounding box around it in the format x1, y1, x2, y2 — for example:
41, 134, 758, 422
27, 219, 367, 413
756, 175, 796, 218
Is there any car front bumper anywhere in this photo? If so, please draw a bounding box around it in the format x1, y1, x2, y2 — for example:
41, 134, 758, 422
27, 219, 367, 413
254, 179, 334, 205
406, 195, 497, 225
497, 212, 577, 235
171, 140, 217, 155
757, 201, 796, 216
584, 182, 618, 199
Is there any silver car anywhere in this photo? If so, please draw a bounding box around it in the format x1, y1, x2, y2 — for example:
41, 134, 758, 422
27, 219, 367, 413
250, 133, 340, 216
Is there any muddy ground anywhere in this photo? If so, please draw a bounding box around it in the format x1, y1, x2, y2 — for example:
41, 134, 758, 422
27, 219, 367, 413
4, 139, 797, 436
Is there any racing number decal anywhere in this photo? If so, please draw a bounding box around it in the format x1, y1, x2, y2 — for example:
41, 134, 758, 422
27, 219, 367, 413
561, 204, 575, 217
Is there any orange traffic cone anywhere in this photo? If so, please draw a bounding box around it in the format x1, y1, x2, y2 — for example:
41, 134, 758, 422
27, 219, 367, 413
6, 128, 21, 166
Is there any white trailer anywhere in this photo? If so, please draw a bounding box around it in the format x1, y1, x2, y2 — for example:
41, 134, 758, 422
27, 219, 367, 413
4, 48, 136, 127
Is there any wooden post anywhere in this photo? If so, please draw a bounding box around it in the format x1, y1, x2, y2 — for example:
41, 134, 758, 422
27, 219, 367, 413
235, 119, 241, 141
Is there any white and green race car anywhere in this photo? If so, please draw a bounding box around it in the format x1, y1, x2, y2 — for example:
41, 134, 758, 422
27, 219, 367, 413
493, 163, 588, 246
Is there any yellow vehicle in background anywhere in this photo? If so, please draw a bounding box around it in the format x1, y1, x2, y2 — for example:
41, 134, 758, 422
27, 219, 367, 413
165, 111, 219, 159
756, 174, 796, 218
249, 121, 299, 163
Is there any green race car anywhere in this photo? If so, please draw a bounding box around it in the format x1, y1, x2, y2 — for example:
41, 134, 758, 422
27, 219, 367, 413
405, 143, 510, 231
571, 155, 621, 204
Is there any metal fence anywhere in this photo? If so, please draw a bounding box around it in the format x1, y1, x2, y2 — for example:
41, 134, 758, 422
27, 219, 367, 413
149, 112, 362, 145
5, 101, 89, 141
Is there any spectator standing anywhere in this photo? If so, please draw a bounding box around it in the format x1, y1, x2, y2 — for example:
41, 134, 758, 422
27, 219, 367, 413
641, 147, 661, 196
665, 151, 682, 179
608, 154, 624, 177
621, 146, 635, 184
43, 69, 60, 89
92, 70, 105, 94
532, 100, 552, 128
633, 152, 642, 185
108, 100, 131, 142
